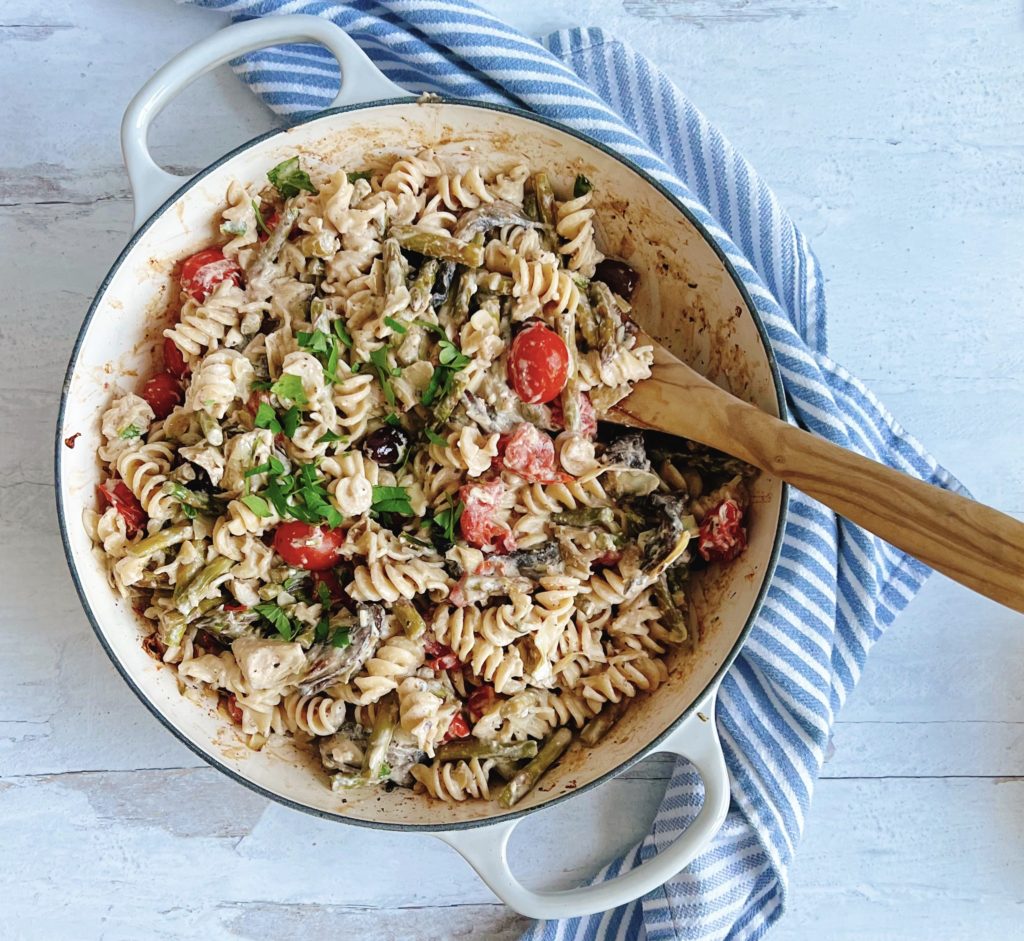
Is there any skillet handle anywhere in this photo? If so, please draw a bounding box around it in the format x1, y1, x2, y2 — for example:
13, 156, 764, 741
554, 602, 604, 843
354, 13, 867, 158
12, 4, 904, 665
436, 686, 730, 920
120, 14, 406, 232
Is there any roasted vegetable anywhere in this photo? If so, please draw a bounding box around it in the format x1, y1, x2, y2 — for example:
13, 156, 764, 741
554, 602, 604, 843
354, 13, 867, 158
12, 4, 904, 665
389, 225, 484, 267
498, 728, 572, 808
300, 603, 383, 695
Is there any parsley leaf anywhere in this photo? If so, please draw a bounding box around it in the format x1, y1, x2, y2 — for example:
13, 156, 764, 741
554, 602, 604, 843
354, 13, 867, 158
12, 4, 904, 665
362, 346, 401, 407
424, 427, 448, 446
270, 374, 308, 407
401, 531, 434, 549
255, 602, 295, 641
422, 338, 471, 407
245, 456, 286, 479
280, 406, 302, 438
119, 424, 141, 440
371, 485, 415, 517
250, 379, 273, 392
333, 319, 353, 349
240, 494, 271, 518
384, 316, 407, 334
267, 156, 319, 199
316, 430, 347, 445
432, 498, 465, 543
331, 628, 352, 649
297, 329, 331, 356
315, 580, 332, 607
254, 402, 282, 435
347, 170, 373, 183
438, 338, 471, 369
378, 761, 392, 779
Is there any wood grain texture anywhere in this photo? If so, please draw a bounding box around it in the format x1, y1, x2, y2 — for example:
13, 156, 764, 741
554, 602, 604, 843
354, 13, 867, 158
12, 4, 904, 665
2, 0, 1023, 938
615, 339, 1024, 611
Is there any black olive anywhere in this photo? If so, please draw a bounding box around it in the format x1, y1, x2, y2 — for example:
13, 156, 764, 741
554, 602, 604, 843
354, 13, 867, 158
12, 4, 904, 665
362, 425, 409, 468
594, 259, 640, 301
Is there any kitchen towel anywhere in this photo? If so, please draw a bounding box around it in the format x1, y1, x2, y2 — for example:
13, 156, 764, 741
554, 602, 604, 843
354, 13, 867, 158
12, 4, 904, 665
178, 2, 964, 938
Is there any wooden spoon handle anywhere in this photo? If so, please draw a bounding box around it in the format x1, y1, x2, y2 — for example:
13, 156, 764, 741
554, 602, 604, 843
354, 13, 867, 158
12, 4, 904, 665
615, 355, 1024, 613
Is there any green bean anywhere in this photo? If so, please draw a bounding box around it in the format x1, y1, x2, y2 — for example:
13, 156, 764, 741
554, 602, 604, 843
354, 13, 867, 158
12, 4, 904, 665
393, 599, 425, 641
580, 700, 628, 746
161, 481, 223, 516
432, 370, 471, 423
435, 739, 538, 762
363, 700, 398, 779
389, 225, 484, 267
551, 507, 616, 528
654, 576, 688, 643
408, 258, 440, 313
128, 523, 192, 558
173, 556, 234, 615
498, 728, 572, 808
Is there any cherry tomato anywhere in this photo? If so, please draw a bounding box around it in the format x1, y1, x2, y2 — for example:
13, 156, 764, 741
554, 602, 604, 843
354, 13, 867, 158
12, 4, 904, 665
311, 569, 346, 607
466, 685, 497, 723
443, 713, 471, 743
594, 549, 623, 567
697, 499, 747, 563
273, 523, 346, 571
223, 603, 248, 613
180, 248, 243, 302
258, 209, 280, 242
501, 422, 566, 484
508, 323, 569, 404
140, 371, 183, 420
97, 480, 146, 536
459, 479, 516, 552
549, 391, 597, 438
163, 336, 190, 379
424, 639, 460, 672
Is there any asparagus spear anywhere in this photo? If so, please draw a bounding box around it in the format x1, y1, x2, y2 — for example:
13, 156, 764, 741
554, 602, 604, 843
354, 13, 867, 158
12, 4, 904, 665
575, 290, 600, 349
408, 258, 440, 313
653, 575, 688, 643
580, 700, 628, 746
498, 728, 572, 808
432, 370, 471, 424
162, 481, 224, 516
196, 410, 223, 447
382, 237, 408, 317
589, 280, 621, 355
551, 507, 617, 528
389, 225, 484, 267
554, 304, 581, 433
248, 206, 299, 284
531, 171, 557, 228
172, 556, 234, 615
158, 595, 222, 648
393, 599, 426, 641
127, 523, 192, 558
363, 699, 398, 779
435, 739, 539, 762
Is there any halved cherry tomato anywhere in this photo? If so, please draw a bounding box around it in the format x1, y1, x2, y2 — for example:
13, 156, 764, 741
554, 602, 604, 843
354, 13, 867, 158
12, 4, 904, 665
443, 713, 471, 743
97, 480, 146, 536
180, 247, 243, 302
550, 391, 597, 439
501, 422, 566, 484
466, 684, 497, 723
163, 336, 190, 379
258, 209, 280, 242
424, 639, 460, 672
311, 569, 346, 607
697, 499, 747, 563
459, 479, 515, 552
223, 603, 248, 613
140, 371, 183, 420
508, 322, 569, 404
272, 522, 346, 571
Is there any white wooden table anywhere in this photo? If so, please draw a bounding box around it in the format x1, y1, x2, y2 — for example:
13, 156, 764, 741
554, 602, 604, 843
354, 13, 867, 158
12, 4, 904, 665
3, 1, 1022, 938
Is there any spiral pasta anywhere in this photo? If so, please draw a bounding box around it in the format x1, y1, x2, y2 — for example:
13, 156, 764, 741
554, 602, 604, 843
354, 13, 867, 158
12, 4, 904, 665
89, 151, 748, 806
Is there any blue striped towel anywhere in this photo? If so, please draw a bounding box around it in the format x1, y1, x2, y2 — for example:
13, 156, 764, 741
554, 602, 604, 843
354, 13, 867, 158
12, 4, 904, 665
178, 2, 963, 937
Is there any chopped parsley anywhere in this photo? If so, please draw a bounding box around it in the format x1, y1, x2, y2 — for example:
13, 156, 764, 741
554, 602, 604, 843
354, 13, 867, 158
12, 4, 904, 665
253, 402, 302, 439
267, 156, 319, 199
422, 337, 471, 407
333, 318, 353, 349
245, 456, 286, 479
119, 424, 141, 440
371, 484, 415, 518
270, 373, 308, 407
240, 494, 272, 518
255, 602, 295, 641
401, 531, 434, 550
573, 174, 593, 198
432, 498, 464, 543
297, 327, 342, 384
331, 628, 352, 649
378, 762, 392, 779
347, 170, 373, 183
424, 427, 448, 447
357, 346, 401, 407
384, 316, 407, 334
263, 460, 343, 529
316, 430, 347, 445
315, 580, 332, 607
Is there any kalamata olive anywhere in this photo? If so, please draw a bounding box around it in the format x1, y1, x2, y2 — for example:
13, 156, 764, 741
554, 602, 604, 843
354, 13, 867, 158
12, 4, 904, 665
362, 425, 410, 467
594, 258, 640, 301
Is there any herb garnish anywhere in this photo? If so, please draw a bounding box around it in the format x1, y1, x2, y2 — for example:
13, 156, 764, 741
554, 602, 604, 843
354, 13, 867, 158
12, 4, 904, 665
347, 170, 373, 183
240, 494, 272, 518
255, 602, 296, 641
357, 346, 401, 407
422, 337, 471, 407
270, 373, 308, 407
267, 156, 319, 198
573, 174, 593, 198
424, 427, 448, 446
384, 316, 407, 334
252, 200, 271, 236
119, 424, 141, 440
432, 498, 464, 543
253, 401, 302, 439
371, 484, 415, 518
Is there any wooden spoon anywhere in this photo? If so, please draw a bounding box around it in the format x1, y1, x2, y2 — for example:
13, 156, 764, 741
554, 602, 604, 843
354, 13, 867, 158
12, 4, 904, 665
610, 335, 1024, 613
